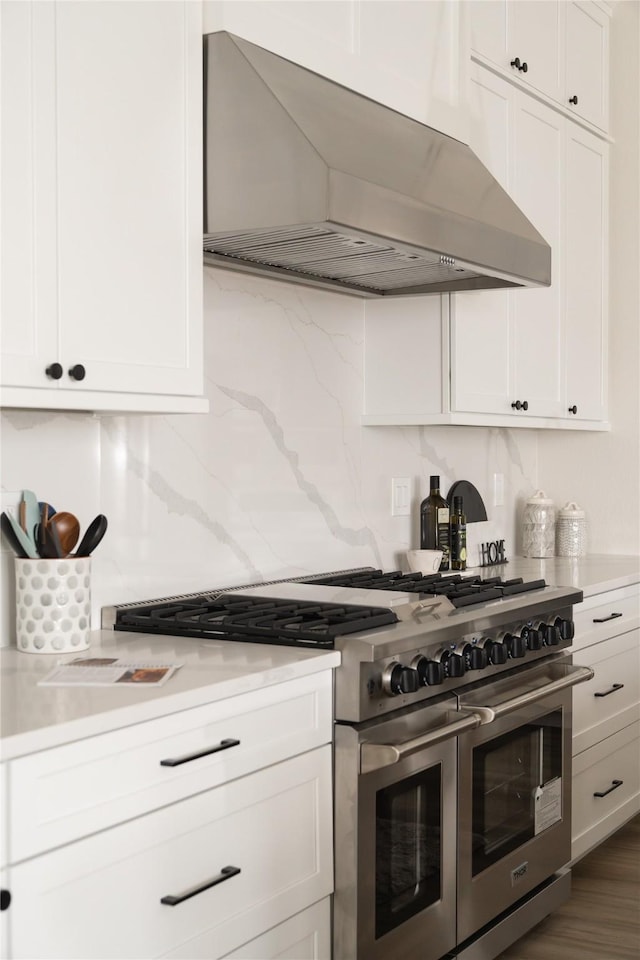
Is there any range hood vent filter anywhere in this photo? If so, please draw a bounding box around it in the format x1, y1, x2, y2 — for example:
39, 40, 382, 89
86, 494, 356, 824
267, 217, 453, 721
203, 32, 551, 299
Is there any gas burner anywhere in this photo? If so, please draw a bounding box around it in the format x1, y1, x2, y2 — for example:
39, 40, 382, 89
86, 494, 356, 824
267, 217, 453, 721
303, 568, 546, 608
116, 593, 399, 648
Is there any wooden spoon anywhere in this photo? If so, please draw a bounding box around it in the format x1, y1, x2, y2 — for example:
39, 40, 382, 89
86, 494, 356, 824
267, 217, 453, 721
49, 511, 80, 557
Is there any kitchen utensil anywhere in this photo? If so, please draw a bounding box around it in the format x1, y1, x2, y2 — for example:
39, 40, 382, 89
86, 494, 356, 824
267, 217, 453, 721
38, 520, 64, 559
1, 511, 31, 558
22, 489, 41, 541
75, 514, 108, 557
38, 501, 56, 526
49, 511, 80, 557
2, 509, 39, 559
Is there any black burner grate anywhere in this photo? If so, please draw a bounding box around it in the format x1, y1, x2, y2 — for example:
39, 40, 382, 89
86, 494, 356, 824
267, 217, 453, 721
116, 593, 399, 648
305, 569, 546, 608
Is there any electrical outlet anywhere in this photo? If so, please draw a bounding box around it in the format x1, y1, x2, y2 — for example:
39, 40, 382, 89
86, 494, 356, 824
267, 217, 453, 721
493, 473, 504, 507
1, 490, 22, 518
391, 478, 411, 517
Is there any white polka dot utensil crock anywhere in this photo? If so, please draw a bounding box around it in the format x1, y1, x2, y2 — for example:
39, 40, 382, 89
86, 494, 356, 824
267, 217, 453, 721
15, 557, 91, 654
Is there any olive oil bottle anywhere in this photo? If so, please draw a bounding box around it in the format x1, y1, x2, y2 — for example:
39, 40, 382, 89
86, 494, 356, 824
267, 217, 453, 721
420, 475, 450, 571
450, 495, 467, 571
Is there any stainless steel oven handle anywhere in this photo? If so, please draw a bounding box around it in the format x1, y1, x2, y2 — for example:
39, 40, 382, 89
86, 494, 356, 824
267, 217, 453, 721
469, 664, 594, 724
360, 711, 481, 774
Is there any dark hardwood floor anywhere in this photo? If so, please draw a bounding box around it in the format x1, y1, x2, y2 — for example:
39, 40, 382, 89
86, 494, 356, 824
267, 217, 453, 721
497, 814, 640, 959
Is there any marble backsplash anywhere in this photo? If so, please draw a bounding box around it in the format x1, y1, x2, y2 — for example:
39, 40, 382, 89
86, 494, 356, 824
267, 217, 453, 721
1, 266, 542, 646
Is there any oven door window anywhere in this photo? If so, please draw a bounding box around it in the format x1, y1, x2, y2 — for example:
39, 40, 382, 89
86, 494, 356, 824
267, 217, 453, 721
375, 764, 441, 939
471, 709, 563, 876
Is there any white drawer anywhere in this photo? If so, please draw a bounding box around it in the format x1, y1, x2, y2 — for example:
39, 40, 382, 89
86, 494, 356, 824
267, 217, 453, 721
223, 899, 331, 960
572, 629, 640, 755
572, 584, 640, 654
9, 670, 332, 862
572, 722, 640, 862
10, 746, 333, 960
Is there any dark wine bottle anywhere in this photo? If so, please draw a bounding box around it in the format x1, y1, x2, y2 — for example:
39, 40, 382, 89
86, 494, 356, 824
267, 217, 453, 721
450, 495, 467, 571
420, 475, 450, 571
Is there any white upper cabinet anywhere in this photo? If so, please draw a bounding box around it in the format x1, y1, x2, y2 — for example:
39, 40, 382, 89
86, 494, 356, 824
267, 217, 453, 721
469, 0, 610, 132
1, 1, 206, 413
203, 0, 468, 141
565, 1, 610, 131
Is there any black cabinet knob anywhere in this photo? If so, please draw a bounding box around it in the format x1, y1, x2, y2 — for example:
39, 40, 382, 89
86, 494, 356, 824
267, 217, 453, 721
569, 95, 579, 105
521, 61, 528, 73
511, 400, 529, 411
0, 889, 10, 911
510, 57, 528, 73
68, 363, 86, 382
568, 405, 578, 414
45, 362, 63, 380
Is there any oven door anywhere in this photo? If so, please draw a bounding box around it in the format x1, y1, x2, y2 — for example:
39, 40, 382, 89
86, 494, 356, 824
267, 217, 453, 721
456, 658, 594, 944
334, 697, 481, 960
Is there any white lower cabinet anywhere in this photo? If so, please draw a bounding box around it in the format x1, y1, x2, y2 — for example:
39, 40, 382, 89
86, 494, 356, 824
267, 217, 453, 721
223, 899, 331, 960
3, 670, 334, 959
570, 584, 640, 861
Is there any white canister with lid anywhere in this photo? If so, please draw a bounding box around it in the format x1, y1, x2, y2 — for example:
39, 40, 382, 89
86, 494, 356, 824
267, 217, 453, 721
556, 502, 588, 557
522, 490, 556, 558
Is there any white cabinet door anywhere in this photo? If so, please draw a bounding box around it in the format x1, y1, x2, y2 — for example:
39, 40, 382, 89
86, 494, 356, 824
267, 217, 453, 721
565, 1, 609, 131
0, 1, 58, 389
1, 1, 204, 407
204, 1, 466, 139
452, 69, 564, 420
564, 124, 608, 422
510, 95, 564, 419
469, 0, 563, 103
223, 899, 331, 960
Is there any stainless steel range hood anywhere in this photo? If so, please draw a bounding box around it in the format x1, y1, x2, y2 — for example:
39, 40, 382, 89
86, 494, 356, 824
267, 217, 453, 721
203, 32, 551, 298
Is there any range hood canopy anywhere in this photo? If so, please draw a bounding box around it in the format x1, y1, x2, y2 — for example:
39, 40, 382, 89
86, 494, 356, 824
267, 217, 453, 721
203, 32, 551, 298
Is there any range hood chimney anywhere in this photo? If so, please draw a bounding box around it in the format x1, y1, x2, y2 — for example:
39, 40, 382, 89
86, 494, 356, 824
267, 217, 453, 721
203, 32, 551, 299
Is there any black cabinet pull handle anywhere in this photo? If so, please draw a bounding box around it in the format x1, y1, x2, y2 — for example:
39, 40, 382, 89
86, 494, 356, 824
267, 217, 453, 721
68, 363, 86, 381
160, 737, 240, 767
593, 612, 623, 623
569, 95, 579, 105
594, 682, 624, 698
568, 405, 578, 414
593, 779, 623, 798
161, 865, 241, 905
45, 362, 63, 380
0, 889, 10, 911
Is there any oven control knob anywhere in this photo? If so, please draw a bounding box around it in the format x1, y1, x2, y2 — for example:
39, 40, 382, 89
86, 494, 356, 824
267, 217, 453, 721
521, 626, 543, 651
382, 662, 419, 696
484, 639, 508, 665
411, 656, 445, 686
555, 617, 575, 641
440, 650, 466, 678
505, 633, 526, 659
541, 622, 561, 646
463, 644, 487, 670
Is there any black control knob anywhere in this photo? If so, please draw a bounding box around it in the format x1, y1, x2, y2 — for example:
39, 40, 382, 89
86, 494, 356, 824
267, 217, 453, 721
68, 363, 86, 381
522, 626, 543, 651
569, 95, 578, 105
412, 656, 445, 686
485, 639, 508, 665
555, 617, 575, 641
45, 362, 63, 380
383, 662, 419, 696
463, 644, 487, 670
504, 633, 526, 659
440, 650, 466, 678
540, 622, 561, 646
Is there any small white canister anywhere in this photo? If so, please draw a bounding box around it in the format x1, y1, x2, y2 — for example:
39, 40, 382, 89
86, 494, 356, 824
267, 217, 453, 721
522, 490, 556, 558
556, 502, 588, 558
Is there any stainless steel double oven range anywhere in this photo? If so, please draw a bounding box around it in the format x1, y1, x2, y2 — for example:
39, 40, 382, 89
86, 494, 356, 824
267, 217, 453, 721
110, 567, 594, 960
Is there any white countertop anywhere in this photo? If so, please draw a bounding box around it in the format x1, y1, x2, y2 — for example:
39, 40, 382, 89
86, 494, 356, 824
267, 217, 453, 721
471, 554, 640, 597
0, 629, 340, 761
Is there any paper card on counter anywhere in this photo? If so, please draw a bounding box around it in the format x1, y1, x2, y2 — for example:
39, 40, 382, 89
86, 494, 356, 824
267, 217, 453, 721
38, 657, 183, 688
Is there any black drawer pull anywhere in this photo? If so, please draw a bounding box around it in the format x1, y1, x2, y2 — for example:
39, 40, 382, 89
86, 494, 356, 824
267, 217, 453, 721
161, 865, 241, 906
593, 612, 623, 623
593, 779, 623, 798
594, 683, 624, 698
160, 738, 240, 767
